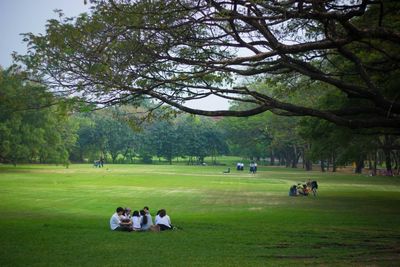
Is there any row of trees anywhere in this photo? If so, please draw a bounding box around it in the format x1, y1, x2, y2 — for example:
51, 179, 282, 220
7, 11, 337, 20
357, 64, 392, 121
70, 110, 228, 164
217, 76, 400, 174
0, 68, 228, 165
1, 67, 399, 174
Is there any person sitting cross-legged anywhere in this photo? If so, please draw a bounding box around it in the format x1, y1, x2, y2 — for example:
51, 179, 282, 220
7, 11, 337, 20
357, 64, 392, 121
132, 210, 142, 231
140, 209, 153, 231
155, 209, 173, 231
110, 207, 132, 232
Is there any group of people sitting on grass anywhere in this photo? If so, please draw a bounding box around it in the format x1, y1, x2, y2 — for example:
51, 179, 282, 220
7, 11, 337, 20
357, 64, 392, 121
110, 206, 175, 232
289, 179, 318, 197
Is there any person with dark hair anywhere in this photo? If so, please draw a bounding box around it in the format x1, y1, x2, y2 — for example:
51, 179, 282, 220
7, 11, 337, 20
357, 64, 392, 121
154, 209, 162, 225
311, 180, 318, 197
110, 207, 132, 231
249, 162, 255, 174
155, 209, 173, 231
143, 206, 150, 215
132, 210, 141, 231
289, 185, 297, 196
121, 207, 132, 223
140, 209, 153, 231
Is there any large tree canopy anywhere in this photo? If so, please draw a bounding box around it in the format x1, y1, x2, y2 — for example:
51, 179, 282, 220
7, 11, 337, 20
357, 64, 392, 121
19, 0, 400, 129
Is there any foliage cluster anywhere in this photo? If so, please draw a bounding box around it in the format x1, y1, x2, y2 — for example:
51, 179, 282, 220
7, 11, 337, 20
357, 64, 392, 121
17, 0, 400, 129
0, 68, 77, 165
70, 110, 228, 165
218, 76, 400, 174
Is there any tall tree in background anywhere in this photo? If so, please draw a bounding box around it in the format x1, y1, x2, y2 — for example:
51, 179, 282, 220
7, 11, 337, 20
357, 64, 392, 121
19, 0, 400, 130
0, 67, 77, 165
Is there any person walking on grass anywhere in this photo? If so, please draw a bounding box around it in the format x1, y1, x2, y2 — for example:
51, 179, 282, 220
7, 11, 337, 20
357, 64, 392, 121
110, 207, 132, 231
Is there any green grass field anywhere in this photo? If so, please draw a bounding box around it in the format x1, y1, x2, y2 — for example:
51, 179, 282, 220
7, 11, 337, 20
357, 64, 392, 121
0, 164, 399, 266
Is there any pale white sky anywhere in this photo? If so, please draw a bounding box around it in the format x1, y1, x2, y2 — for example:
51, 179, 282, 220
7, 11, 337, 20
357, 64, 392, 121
0, 0, 89, 68
0, 0, 230, 110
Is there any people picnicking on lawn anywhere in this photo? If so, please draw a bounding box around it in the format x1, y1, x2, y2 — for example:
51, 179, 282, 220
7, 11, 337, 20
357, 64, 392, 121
289, 179, 318, 197
110, 206, 176, 232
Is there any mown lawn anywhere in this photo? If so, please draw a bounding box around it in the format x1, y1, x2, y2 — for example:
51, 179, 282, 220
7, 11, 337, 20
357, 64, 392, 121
0, 164, 399, 266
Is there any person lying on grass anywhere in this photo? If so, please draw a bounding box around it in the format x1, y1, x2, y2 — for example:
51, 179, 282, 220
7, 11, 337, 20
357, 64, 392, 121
110, 207, 133, 231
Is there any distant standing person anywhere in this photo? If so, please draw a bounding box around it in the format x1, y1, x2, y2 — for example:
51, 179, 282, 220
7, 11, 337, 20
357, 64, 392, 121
311, 180, 318, 197
249, 162, 255, 174
110, 207, 132, 231
100, 157, 104, 167
254, 162, 257, 173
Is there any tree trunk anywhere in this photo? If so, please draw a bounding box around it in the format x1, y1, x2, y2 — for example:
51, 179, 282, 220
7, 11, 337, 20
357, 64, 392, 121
327, 158, 330, 172
320, 160, 325, 172
383, 149, 392, 175
355, 156, 364, 174
304, 144, 312, 171
291, 146, 297, 168
285, 152, 290, 168
270, 149, 275, 166
332, 153, 336, 172
383, 135, 393, 175
305, 160, 312, 171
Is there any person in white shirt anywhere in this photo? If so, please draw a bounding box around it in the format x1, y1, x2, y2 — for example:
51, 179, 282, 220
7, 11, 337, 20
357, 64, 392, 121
249, 162, 255, 173
155, 209, 173, 231
132, 210, 141, 231
110, 207, 132, 231
154, 209, 161, 225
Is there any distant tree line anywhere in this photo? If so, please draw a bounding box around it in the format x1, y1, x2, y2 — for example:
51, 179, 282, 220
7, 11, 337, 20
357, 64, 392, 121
69, 110, 228, 165
0, 68, 228, 165
1, 68, 399, 175
217, 76, 400, 175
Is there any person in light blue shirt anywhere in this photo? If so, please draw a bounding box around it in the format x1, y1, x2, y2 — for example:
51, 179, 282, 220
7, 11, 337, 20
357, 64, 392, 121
140, 209, 153, 231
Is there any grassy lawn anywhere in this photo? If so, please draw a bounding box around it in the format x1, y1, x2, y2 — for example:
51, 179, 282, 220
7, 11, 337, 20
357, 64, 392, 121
0, 164, 399, 266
